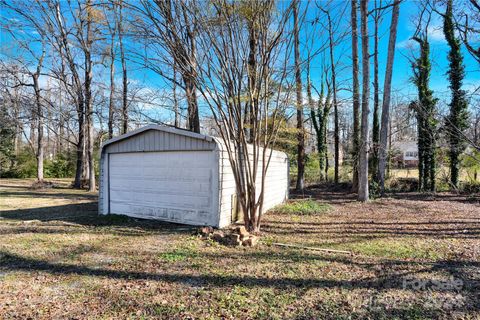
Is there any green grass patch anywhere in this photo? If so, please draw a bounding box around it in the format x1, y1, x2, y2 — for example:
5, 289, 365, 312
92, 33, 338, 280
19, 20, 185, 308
346, 239, 444, 260
159, 241, 198, 263
272, 200, 331, 215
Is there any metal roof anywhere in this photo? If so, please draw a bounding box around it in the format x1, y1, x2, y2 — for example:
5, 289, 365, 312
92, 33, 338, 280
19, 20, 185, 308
100, 124, 214, 151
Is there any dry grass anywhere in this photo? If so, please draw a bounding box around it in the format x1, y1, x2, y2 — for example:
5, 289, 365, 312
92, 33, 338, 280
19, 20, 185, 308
0, 179, 479, 319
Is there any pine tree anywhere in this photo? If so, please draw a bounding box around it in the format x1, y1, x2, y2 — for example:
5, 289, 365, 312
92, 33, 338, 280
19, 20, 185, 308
443, 0, 469, 189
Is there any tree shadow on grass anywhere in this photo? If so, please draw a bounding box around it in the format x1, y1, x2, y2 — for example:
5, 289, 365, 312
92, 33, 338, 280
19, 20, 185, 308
0, 202, 195, 233
289, 183, 480, 205
0, 190, 98, 201
0, 250, 478, 316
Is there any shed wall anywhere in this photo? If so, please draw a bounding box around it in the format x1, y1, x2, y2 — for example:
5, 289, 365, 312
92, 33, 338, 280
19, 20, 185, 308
217, 142, 289, 227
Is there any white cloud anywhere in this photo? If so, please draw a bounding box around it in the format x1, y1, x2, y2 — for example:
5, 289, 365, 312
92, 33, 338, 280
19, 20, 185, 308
397, 39, 415, 49
397, 24, 446, 49
427, 25, 445, 42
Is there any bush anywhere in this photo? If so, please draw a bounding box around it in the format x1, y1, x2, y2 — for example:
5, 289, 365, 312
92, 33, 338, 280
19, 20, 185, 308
461, 181, 480, 194
388, 178, 419, 192
369, 180, 381, 199
272, 200, 331, 215
9, 149, 37, 178
45, 153, 76, 178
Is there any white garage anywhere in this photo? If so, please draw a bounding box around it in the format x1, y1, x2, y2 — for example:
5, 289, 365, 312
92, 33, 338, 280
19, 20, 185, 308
98, 125, 289, 228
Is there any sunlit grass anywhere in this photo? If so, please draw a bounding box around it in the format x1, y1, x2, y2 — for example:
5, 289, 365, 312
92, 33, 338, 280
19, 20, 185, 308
272, 200, 332, 215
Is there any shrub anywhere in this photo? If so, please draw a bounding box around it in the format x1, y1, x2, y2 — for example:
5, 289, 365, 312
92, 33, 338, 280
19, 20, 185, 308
388, 178, 419, 192
272, 200, 331, 215
461, 181, 480, 194
45, 153, 76, 178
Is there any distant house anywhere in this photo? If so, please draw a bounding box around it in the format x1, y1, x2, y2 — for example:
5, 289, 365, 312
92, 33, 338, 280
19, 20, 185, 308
391, 141, 418, 167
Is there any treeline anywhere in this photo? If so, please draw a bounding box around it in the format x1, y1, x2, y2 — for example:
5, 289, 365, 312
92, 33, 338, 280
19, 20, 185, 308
0, 0, 479, 221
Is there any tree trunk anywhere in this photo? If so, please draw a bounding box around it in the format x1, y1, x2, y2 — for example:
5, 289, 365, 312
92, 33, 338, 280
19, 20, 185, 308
378, 0, 400, 194
184, 75, 200, 133
173, 62, 179, 127
184, 9, 200, 134
73, 98, 85, 189
358, 0, 370, 202
444, 0, 468, 189
294, 0, 305, 191
108, 30, 115, 139
371, 1, 380, 181
351, 0, 361, 191
118, 0, 128, 135
33, 74, 44, 182
247, 18, 258, 143
326, 13, 339, 184
86, 0, 95, 192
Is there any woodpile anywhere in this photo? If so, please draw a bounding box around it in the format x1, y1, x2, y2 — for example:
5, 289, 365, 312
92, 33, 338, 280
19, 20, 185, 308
197, 225, 259, 247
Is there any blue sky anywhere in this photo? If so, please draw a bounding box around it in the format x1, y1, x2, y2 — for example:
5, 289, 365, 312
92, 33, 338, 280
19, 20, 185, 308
298, 0, 479, 107
1, 0, 478, 119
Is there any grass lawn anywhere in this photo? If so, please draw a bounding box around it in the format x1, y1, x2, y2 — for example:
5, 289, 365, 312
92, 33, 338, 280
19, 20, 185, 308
1, 179, 479, 319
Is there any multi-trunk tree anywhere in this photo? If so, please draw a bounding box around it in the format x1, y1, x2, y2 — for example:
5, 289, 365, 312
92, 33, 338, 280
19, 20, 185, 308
193, 0, 294, 231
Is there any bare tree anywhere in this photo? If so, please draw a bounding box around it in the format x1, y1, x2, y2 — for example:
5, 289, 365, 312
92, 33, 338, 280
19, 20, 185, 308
358, 0, 370, 202
293, 0, 305, 191
378, 0, 400, 193
351, 0, 361, 191
1, 1, 47, 182
371, 0, 382, 180
193, 1, 294, 231
84, 0, 96, 192
104, 1, 117, 139
133, 0, 200, 133
117, 0, 128, 134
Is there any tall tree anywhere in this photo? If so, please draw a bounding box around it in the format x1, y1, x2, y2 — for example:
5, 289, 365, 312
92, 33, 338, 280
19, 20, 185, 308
135, 0, 200, 133
193, 0, 293, 231
1, 2, 47, 182
412, 15, 438, 192
371, 0, 381, 181
358, 0, 370, 202
310, 71, 332, 182
32, 46, 46, 182
84, 0, 96, 192
321, 7, 340, 184
105, 1, 116, 139
378, 0, 400, 193
444, 0, 469, 189
351, 0, 361, 191
293, 0, 305, 191
117, 0, 128, 134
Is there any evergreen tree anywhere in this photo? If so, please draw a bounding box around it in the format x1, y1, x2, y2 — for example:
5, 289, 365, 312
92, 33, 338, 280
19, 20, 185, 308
443, 0, 469, 189
0, 102, 16, 177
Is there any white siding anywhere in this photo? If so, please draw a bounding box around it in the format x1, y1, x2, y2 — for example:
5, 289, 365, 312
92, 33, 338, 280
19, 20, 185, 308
216, 140, 288, 227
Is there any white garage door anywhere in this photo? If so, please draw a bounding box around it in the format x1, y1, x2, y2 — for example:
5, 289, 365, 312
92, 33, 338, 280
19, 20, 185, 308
108, 151, 216, 226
